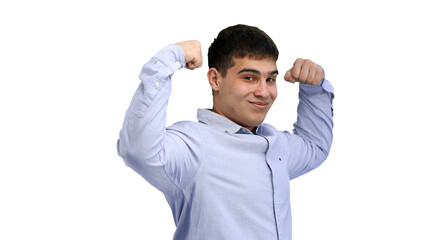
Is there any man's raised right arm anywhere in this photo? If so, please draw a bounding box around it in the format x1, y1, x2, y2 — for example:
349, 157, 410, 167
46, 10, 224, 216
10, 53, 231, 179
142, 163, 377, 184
117, 41, 202, 194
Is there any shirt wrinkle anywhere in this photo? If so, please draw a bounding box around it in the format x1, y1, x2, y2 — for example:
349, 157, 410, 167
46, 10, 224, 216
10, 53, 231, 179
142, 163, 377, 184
158, 146, 186, 197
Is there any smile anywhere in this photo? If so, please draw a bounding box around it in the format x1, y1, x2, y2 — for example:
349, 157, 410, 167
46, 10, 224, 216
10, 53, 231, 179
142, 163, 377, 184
248, 101, 269, 110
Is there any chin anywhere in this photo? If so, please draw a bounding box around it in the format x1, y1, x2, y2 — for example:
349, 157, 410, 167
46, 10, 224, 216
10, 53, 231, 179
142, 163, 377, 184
244, 119, 264, 129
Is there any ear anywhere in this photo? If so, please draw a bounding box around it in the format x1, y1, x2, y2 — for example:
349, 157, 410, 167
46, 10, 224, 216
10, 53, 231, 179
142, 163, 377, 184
207, 68, 221, 92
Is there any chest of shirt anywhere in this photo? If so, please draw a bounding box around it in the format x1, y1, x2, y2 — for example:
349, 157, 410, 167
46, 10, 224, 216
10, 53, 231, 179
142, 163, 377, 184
185, 129, 291, 207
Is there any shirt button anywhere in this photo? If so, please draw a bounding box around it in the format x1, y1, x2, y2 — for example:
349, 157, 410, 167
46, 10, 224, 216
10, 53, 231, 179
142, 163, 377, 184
155, 82, 160, 87
175, 61, 181, 67
277, 221, 281, 226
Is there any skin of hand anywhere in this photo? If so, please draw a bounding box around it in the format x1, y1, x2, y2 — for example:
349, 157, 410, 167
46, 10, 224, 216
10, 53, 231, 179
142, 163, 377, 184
284, 58, 325, 86
176, 40, 203, 70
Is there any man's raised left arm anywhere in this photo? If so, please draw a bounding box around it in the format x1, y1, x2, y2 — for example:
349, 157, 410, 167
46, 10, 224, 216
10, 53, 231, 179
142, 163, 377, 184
283, 58, 334, 179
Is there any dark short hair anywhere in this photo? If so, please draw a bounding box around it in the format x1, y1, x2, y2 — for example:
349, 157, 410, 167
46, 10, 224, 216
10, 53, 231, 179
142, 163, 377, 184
208, 24, 279, 77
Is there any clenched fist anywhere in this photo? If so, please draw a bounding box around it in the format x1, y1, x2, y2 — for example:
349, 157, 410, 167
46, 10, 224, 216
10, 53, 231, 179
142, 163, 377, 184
284, 58, 324, 86
176, 40, 203, 70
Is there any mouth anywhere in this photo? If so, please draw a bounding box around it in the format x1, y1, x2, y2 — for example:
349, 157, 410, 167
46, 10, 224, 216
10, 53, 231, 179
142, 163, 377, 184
248, 101, 269, 110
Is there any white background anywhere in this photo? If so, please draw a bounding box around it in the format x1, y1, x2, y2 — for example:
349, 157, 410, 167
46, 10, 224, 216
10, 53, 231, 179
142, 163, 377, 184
1, 0, 425, 239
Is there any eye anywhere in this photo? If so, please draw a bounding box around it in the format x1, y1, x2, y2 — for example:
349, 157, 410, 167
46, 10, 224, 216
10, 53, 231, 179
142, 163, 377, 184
244, 76, 254, 81
266, 77, 276, 82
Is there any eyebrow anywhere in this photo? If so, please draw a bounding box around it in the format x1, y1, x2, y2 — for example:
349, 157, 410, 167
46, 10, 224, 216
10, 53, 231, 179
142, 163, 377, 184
237, 68, 279, 76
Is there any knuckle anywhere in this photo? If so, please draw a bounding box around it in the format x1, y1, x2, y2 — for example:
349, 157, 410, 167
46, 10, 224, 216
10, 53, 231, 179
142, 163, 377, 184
295, 58, 304, 65
316, 68, 324, 77
291, 67, 299, 77
305, 59, 315, 69
194, 40, 201, 49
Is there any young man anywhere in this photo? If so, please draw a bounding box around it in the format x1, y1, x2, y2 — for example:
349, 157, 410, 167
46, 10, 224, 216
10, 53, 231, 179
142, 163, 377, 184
117, 24, 334, 240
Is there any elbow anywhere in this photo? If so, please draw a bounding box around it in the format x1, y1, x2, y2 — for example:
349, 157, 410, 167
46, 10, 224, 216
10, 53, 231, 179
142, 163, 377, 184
117, 138, 134, 166
117, 137, 143, 167
117, 136, 163, 171
117, 139, 138, 166
316, 145, 330, 166
312, 134, 333, 169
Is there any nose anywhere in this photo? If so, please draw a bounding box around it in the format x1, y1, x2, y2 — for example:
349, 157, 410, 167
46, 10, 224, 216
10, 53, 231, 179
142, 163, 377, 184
253, 81, 270, 99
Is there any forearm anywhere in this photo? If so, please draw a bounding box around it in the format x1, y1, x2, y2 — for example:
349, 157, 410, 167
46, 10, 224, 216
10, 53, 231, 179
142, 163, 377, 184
295, 79, 334, 153
289, 79, 334, 178
117, 44, 186, 190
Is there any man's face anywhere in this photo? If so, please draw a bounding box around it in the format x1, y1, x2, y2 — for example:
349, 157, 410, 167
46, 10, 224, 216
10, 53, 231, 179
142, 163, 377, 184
212, 56, 278, 131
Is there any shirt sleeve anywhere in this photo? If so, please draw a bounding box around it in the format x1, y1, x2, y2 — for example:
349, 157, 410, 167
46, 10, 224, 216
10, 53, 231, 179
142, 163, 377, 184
117, 44, 200, 196
287, 79, 334, 179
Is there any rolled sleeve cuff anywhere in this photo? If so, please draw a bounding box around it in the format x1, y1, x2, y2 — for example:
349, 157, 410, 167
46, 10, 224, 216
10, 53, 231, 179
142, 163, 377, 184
154, 44, 186, 73
300, 79, 334, 100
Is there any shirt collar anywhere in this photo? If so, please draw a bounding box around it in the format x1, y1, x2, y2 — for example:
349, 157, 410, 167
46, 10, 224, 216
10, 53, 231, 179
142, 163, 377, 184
197, 109, 255, 135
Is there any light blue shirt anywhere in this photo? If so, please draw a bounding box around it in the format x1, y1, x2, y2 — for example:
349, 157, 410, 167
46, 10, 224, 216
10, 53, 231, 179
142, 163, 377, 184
117, 44, 334, 240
